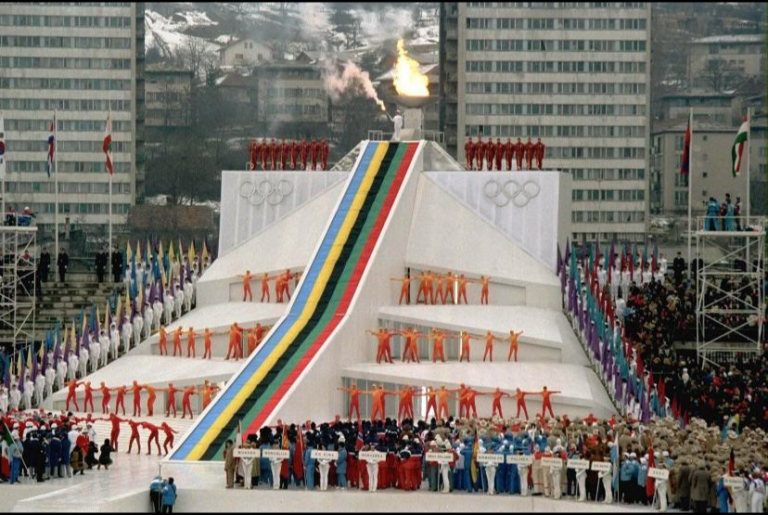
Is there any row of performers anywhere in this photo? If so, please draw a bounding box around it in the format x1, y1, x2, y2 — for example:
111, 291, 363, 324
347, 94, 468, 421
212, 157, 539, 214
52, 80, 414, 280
248, 138, 330, 171
465, 136, 546, 171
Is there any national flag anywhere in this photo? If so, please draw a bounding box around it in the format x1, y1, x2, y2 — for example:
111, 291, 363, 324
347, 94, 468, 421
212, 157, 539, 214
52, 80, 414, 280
679, 112, 692, 176
188, 241, 196, 271
46, 113, 56, 178
556, 243, 563, 277
728, 447, 735, 475
280, 423, 291, 479
646, 446, 655, 497
103, 112, 114, 174
201, 240, 209, 268
26, 345, 32, 373
136, 240, 142, 268
470, 433, 479, 484
652, 238, 659, 273
293, 425, 305, 481
731, 113, 749, 177
0, 113, 7, 179
126, 241, 133, 265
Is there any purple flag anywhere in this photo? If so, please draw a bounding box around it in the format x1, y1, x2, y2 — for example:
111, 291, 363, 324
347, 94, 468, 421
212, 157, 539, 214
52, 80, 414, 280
3, 366, 9, 389
83, 328, 90, 351
31, 347, 38, 379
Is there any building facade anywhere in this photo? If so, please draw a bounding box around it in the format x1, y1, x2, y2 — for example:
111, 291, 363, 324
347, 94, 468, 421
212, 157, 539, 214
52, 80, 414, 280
0, 2, 144, 245
145, 64, 192, 128
440, 1, 651, 244
218, 38, 273, 68
689, 34, 766, 90
254, 57, 329, 128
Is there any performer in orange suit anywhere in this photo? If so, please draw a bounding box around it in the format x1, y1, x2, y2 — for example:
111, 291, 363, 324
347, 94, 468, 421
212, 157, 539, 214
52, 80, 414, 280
290, 138, 300, 170
477, 275, 491, 305
181, 386, 196, 418
99, 382, 112, 414
299, 138, 309, 170
247, 326, 259, 355
419, 386, 439, 420
105, 413, 123, 451
458, 330, 477, 362
396, 328, 425, 363
131, 380, 142, 417
464, 137, 475, 170
428, 328, 448, 363
536, 386, 560, 418
201, 380, 220, 410
309, 137, 319, 170
142, 421, 162, 455
460, 386, 479, 418
457, 275, 471, 305
482, 330, 498, 362
158, 325, 168, 356
503, 330, 523, 362
241, 270, 254, 302
114, 384, 127, 415
261, 272, 272, 302
259, 138, 269, 170
524, 137, 534, 170
513, 388, 531, 420
475, 135, 486, 171
166, 382, 179, 417
479, 387, 509, 418
225, 323, 243, 361
504, 137, 514, 170
514, 137, 525, 170
394, 386, 415, 422
415, 271, 435, 305
391, 276, 412, 305
364, 385, 387, 422
367, 328, 394, 364
534, 137, 546, 170
161, 422, 178, 455
65, 379, 81, 412
127, 419, 142, 454
185, 328, 197, 358
320, 138, 329, 170
337, 383, 361, 422
434, 273, 446, 305
444, 272, 456, 304
485, 137, 496, 171
83, 381, 95, 413
203, 328, 213, 359
494, 138, 504, 171
436, 386, 457, 420
172, 327, 183, 357
145, 384, 158, 417
280, 138, 289, 170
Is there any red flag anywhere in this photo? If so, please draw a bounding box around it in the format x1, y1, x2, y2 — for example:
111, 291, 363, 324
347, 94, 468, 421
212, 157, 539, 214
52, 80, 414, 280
646, 446, 655, 497
680, 112, 691, 176
280, 423, 290, 479
293, 426, 304, 480
103, 112, 114, 174
728, 448, 735, 476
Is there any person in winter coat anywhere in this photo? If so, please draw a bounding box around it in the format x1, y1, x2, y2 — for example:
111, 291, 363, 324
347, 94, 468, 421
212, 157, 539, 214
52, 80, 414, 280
71, 445, 85, 475
161, 477, 177, 513
98, 439, 114, 470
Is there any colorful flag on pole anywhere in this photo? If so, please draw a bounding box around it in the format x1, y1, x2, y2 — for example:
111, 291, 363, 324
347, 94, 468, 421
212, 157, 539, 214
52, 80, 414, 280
731, 113, 749, 177
680, 111, 692, 176
0, 113, 7, 179
104, 112, 114, 174
46, 113, 56, 178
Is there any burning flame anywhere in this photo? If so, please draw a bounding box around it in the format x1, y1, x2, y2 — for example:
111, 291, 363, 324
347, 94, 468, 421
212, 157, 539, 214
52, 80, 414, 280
393, 39, 429, 97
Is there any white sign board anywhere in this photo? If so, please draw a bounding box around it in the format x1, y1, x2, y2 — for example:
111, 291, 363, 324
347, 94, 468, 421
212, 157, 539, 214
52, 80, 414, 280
723, 477, 745, 489
567, 459, 590, 470
590, 462, 612, 473
359, 451, 387, 462
477, 454, 505, 464
425, 452, 454, 464
507, 455, 534, 466
261, 449, 290, 460
648, 468, 669, 480
233, 448, 261, 459
541, 457, 563, 469
311, 450, 338, 461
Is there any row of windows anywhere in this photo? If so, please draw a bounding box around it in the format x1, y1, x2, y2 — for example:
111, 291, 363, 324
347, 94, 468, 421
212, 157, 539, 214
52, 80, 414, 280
6, 140, 130, 153
266, 88, 325, 99
3, 3, 130, 8
0, 77, 131, 91
20, 203, 131, 215
465, 16, 646, 31
466, 81, 646, 95
0, 56, 131, 70
572, 189, 645, 201
465, 103, 646, 116
466, 39, 646, 52
466, 3, 646, 9
0, 15, 132, 28
7, 160, 131, 173
464, 124, 645, 138
265, 104, 324, 116
466, 60, 646, 74
569, 168, 645, 181
146, 91, 185, 103
572, 210, 646, 223
7, 181, 130, 194
3, 118, 131, 132
0, 98, 132, 112
0, 36, 131, 49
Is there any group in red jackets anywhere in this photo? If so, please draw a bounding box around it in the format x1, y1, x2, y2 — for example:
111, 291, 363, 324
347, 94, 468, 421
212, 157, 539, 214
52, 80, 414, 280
464, 135, 546, 171
248, 137, 330, 171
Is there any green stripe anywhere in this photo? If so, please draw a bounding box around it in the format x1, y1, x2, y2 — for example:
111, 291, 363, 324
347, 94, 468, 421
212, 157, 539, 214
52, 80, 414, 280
207, 145, 408, 460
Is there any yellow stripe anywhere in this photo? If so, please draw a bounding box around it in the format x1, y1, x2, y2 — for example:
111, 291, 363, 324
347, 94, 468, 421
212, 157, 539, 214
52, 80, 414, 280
187, 142, 389, 460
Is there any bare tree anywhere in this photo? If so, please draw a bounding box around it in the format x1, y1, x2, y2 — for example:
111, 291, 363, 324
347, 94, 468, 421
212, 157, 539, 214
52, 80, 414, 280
174, 35, 217, 81
702, 58, 742, 92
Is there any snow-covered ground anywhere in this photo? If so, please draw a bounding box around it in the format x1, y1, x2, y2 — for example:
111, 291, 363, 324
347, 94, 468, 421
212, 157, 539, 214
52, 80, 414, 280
145, 9, 221, 58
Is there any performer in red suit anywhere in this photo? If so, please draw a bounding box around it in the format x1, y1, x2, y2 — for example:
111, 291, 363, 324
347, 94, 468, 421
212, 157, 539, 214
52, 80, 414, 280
280, 138, 290, 170
485, 137, 496, 171
290, 138, 300, 170
269, 138, 278, 171
536, 386, 560, 418
248, 138, 260, 170
65, 380, 81, 412
114, 385, 127, 415
513, 388, 531, 420
165, 382, 178, 417
99, 382, 112, 414
259, 138, 269, 170
309, 137, 319, 170
181, 386, 196, 419
524, 137, 535, 170
494, 138, 504, 171
160, 422, 178, 455
460, 386, 479, 418
464, 137, 475, 170
131, 380, 142, 417
504, 137, 514, 171
127, 419, 142, 454
105, 413, 123, 451
142, 421, 162, 455
534, 137, 546, 170
299, 139, 309, 170
338, 383, 361, 422
320, 138, 329, 170
83, 381, 95, 413
475, 135, 486, 171
368, 328, 394, 364
479, 387, 509, 419
514, 137, 525, 170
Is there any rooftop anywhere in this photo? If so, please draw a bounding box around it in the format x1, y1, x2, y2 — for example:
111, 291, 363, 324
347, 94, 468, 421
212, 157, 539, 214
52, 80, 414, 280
692, 34, 764, 44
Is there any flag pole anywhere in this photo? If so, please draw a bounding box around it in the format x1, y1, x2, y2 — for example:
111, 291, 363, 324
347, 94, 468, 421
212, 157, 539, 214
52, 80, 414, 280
107, 111, 113, 281
1, 110, 6, 234
687, 108, 693, 280
54, 109, 59, 256
745, 107, 751, 223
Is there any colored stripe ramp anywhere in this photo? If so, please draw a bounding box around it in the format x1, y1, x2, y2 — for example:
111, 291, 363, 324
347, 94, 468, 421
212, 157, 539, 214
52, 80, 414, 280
171, 141, 419, 461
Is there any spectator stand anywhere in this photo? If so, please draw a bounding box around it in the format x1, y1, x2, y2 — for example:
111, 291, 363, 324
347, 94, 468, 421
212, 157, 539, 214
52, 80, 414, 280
694, 216, 766, 367
0, 226, 38, 355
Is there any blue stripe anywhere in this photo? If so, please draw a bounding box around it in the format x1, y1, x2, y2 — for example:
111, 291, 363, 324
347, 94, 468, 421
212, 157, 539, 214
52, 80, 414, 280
172, 142, 380, 460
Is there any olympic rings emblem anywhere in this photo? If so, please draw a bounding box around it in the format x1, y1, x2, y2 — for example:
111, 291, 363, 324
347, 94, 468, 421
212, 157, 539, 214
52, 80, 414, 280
483, 179, 540, 208
239, 179, 294, 206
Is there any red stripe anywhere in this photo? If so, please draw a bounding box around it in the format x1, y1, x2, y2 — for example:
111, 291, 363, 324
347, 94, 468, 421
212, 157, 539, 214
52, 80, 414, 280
248, 143, 417, 432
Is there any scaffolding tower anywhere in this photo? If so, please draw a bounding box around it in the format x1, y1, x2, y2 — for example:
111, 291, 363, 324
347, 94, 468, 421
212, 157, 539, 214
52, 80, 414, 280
695, 216, 765, 368
0, 227, 38, 352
